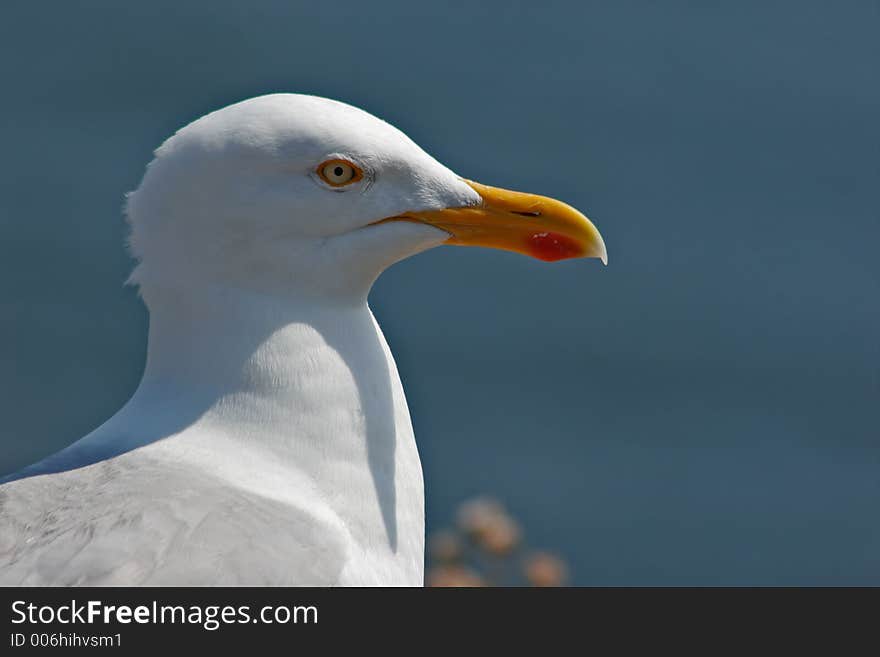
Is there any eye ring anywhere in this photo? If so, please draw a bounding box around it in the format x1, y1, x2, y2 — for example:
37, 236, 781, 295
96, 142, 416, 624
316, 158, 364, 187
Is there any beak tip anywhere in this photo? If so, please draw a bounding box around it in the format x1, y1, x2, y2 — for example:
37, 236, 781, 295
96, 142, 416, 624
593, 231, 608, 266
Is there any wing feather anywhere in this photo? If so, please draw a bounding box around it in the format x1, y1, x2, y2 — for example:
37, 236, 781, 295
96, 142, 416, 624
0, 455, 347, 586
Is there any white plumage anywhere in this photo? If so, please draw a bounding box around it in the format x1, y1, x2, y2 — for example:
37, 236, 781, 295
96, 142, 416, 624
0, 94, 605, 586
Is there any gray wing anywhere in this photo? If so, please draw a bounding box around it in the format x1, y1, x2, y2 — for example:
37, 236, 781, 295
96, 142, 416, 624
0, 455, 347, 586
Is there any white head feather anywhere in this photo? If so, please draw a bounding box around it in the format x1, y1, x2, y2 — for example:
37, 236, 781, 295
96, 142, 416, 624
126, 94, 480, 302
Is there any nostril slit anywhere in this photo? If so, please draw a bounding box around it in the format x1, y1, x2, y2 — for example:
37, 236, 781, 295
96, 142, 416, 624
511, 210, 541, 217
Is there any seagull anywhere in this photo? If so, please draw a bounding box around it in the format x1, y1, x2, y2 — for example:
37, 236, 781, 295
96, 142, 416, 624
0, 94, 606, 586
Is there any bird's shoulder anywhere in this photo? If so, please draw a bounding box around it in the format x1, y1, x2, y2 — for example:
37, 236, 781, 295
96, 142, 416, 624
0, 452, 347, 586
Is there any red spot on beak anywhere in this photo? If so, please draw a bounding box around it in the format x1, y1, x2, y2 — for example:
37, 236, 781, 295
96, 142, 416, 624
527, 232, 585, 262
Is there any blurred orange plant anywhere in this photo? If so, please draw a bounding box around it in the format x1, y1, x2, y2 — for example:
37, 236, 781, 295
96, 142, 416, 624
426, 497, 569, 587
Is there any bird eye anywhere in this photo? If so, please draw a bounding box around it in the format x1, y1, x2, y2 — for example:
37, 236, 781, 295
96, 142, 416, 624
317, 159, 363, 187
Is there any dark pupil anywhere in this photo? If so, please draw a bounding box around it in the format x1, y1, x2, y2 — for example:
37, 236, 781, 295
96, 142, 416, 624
333, 166, 344, 177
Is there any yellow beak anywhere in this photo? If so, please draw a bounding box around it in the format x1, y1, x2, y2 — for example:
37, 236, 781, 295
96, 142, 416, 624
375, 179, 607, 264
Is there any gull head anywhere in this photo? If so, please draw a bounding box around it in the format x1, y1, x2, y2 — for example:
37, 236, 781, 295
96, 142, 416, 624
126, 94, 606, 301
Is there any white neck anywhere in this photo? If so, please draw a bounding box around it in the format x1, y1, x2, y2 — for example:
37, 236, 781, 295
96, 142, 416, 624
68, 282, 425, 583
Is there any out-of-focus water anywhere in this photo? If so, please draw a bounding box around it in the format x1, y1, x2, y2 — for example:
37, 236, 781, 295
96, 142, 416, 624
1, 1, 877, 584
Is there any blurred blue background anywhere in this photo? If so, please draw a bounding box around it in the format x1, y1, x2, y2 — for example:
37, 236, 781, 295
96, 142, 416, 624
1, 1, 877, 584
